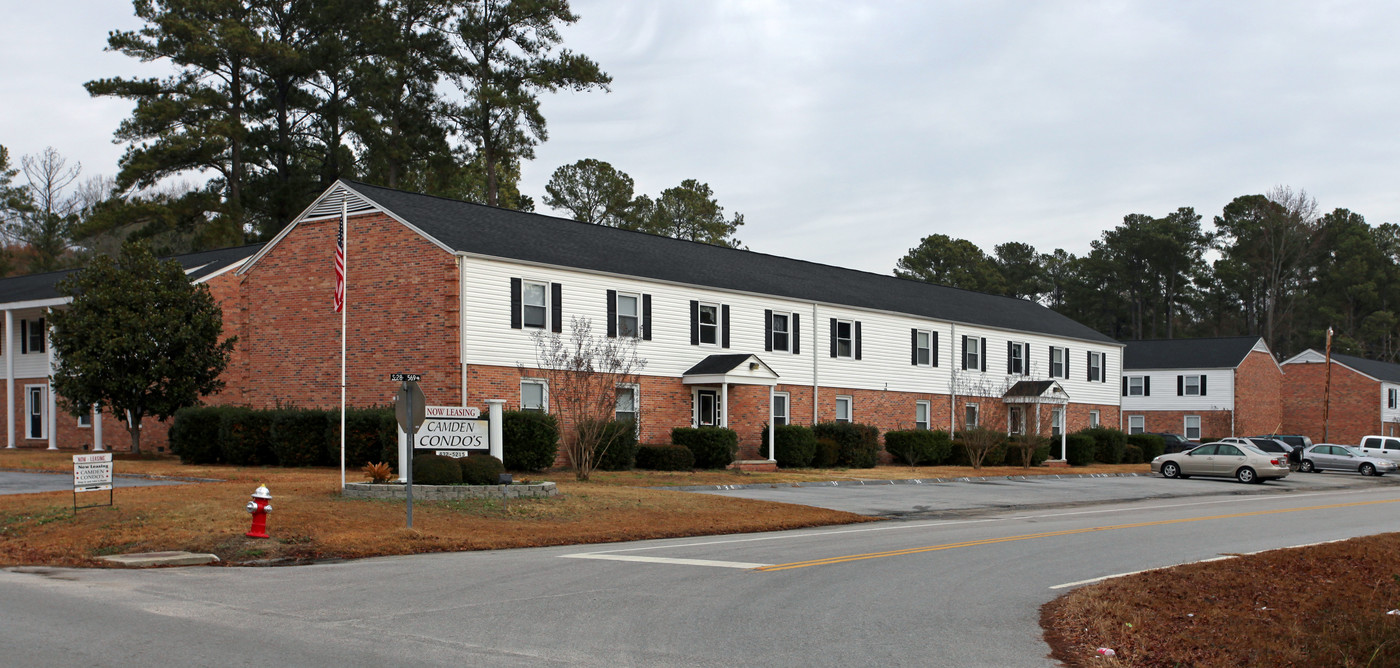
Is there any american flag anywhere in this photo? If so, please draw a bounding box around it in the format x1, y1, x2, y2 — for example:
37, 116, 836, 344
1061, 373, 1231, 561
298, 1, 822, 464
333, 211, 345, 312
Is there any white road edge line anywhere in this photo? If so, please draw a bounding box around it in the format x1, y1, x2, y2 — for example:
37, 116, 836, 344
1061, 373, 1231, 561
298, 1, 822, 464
1048, 538, 1354, 590
560, 553, 771, 569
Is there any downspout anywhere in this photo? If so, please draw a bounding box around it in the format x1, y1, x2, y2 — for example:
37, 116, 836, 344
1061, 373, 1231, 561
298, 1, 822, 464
5, 309, 12, 449
458, 256, 467, 407
811, 302, 819, 425
949, 323, 957, 432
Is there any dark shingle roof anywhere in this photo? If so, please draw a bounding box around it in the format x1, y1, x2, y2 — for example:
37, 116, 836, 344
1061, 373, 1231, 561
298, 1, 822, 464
1004, 380, 1059, 397
346, 181, 1117, 345
683, 354, 760, 376
0, 245, 260, 304
1122, 337, 1265, 370
1328, 352, 1400, 383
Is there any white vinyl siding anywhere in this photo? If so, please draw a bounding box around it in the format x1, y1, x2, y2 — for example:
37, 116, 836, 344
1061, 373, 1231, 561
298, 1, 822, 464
1120, 368, 1235, 412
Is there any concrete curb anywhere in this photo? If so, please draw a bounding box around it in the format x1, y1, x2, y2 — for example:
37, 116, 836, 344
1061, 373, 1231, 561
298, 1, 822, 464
657, 472, 1151, 492
99, 551, 221, 567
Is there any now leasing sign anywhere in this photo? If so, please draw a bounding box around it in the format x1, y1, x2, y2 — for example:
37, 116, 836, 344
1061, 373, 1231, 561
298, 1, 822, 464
410, 406, 489, 452
73, 453, 113, 492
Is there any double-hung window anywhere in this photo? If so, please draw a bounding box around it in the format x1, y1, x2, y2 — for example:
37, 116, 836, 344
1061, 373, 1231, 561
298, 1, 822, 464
616, 386, 639, 425
772, 313, 790, 351
522, 281, 547, 329
1007, 341, 1026, 375
1124, 376, 1149, 397
913, 330, 934, 366
835, 396, 853, 423
1184, 415, 1201, 441
1087, 351, 1104, 382
765, 310, 799, 354
698, 303, 719, 345
915, 401, 931, 430
962, 336, 986, 371
521, 380, 547, 412
1127, 415, 1145, 434
1180, 374, 1205, 396
616, 293, 639, 338
1049, 346, 1066, 378
835, 321, 853, 358
773, 392, 790, 426
1390, 388, 1398, 410
964, 403, 980, 429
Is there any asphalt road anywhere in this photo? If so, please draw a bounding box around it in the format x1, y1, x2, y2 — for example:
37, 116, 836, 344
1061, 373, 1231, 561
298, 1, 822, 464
0, 470, 191, 495
4, 473, 1399, 667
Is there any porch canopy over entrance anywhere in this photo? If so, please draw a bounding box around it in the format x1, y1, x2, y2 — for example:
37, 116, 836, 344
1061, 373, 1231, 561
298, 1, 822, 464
682, 354, 780, 463
1002, 380, 1070, 461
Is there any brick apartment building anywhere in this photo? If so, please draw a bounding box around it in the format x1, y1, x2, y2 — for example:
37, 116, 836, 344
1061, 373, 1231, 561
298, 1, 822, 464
0, 180, 1126, 458
1120, 337, 1283, 440
1281, 350, 1400, 445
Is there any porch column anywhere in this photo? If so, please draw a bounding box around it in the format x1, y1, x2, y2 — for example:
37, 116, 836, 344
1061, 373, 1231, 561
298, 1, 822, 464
720, 383, 728, 428
45, 318, 56, 450
768, 385, 776, 463
4, 309, 12, 449
93, 405, 103, 452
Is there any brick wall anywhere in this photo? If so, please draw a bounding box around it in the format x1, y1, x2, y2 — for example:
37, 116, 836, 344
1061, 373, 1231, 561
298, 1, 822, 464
1283, 361, 1380, 445
1234, 350, 1284, 436
1121, 410, 1233, 439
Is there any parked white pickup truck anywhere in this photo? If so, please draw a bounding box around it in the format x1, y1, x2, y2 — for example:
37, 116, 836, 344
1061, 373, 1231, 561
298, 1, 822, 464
1355, 435, 1400, 462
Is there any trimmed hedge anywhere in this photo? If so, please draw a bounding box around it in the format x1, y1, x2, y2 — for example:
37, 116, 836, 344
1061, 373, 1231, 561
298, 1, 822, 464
1004, 436, 1052, 467
502, 410, 559, 472
1122, 443, 1144, 464
884, 429, 953, 466
459, 454, 505, 485
672, 427, 739, 469
1079, 426, 1129, 464
219, 407, 273, 466
635, 444, 695, 471
270, 409, 331, 467
812, 438, 840, 468
326, 407, 394, 470
170, 406, 226, 465
812, 422, 880, 468
1065, 433, 1097, 466
759, 424, 818, 468
590, 420, 638, 471
413, 453, 462, 485
1127, 433, 1166, 461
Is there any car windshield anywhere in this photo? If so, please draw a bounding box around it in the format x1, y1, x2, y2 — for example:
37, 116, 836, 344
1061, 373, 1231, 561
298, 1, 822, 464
1241, 445, 1270, 457
1248, 439, 1284, 452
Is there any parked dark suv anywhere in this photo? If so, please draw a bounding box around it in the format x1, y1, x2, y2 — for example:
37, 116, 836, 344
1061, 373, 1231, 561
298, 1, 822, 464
1149, 432, 1195, 454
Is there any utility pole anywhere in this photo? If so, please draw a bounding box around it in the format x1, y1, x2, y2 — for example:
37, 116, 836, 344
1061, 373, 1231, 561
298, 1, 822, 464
1323, 327, 1333, 443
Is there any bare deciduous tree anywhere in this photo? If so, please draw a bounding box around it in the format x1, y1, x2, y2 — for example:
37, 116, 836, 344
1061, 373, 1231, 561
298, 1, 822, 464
523, 316, 645, 481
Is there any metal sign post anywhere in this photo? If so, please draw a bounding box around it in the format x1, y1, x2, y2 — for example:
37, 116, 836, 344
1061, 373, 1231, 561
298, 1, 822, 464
392, 373, 426, 528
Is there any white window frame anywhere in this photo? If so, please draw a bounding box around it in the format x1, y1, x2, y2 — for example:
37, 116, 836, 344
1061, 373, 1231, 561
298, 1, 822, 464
835, 395, 853, 423
835, 320, 854, 359
964, 403, 979, 429
1183, 375, 1202, 397
771, 312, 791, 353
1184, 415, 1201, 441
1009, 342, 1026, 375
521, 280, 548, 329
915, 330, 933, 367
1089, 410, 1101, 427
963, 337, 981, 371
77, 408, 92, 428
24, 384, 45, 440
615, 384, 639, 426
1008, 405, 1025, 435
697, 389, 720, 427
697, 302, 719, 346
773, 391, 790, 426
616, 292, 640, 338
915, 400, 931, 430
1127, 415, 1145, 434
1051, 408, 1065, 436
1050, 347, 1065, 379
1388, 388, 1397, 410
1088, 352, 1104, 382
1127, 376, 1145, 397
521, 379, 548, 412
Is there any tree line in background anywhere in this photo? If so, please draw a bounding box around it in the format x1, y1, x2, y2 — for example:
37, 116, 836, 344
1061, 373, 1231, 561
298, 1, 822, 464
895, 186, 1400, 362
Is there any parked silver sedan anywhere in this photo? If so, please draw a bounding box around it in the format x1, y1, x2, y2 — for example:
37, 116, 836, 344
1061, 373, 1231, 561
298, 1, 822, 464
1151, 442, 1291, 484
1299, 444, 1398, 476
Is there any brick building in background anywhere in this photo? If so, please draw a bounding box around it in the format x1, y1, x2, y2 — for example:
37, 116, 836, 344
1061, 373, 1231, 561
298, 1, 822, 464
1281, 350, 1400, 445
1119, 337, 1283, 441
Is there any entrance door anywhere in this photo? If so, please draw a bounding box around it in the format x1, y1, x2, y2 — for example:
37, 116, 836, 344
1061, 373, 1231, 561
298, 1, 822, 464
25, 385, 44, 440
696, 390, 720, 427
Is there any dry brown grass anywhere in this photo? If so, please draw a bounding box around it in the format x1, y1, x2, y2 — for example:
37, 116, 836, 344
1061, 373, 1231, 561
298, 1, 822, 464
0, 451, 878, 568
1042, 533, 1400, 667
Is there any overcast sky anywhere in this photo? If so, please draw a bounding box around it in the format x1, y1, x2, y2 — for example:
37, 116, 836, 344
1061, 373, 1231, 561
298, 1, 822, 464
3, 1, 1398, 273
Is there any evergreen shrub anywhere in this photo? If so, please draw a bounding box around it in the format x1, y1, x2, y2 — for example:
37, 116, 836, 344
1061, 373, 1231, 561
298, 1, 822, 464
270, 409, 330, 467
413, 453, 462, 485
459, 454, 505, 485
589, 420, 638, 471
1079, 426, 1129, 464
219, 407, 273, 466
1065, 433, 1097, 466
759, 424, 818, 468
1127, 433, 1166, 461
812, 422, 880, 468
502, 410, 559, 472
884, 429, 953, 466
812, 438, 840, 468
672, 427, 738, 469
635, 444, 695, 471
170, 406, 226, 465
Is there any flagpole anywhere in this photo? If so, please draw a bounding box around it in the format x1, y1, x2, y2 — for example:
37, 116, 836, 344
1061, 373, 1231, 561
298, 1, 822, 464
340, 199, 348, 489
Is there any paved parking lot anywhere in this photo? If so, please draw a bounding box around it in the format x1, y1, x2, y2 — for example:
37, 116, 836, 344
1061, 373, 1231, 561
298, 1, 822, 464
0, 470, 192, 495
688, 471, 1399, 517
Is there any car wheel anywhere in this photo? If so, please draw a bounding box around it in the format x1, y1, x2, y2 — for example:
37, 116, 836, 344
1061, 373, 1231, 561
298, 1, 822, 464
1161, 462, 1180, 479
1300, 460, 1316, 473
1236, 467, 1258, 484
1361, 463, 1376, 477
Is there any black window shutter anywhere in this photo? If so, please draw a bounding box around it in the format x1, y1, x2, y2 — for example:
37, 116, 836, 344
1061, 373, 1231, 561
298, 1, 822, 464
961, 335, 968, 370
509, 275, 520, 327
931, 331, 938, 367
1144, 376, 1151, 396
1026, 342, 1032, 374
606, 290, 617, 338
1177, 375, 1184, 396
854, 322, 862, 360
913, 329, 921, 366
1200, 375, 1207, 395
1064, 348, 1070, 377
792, 314, 800, 355
550, 283, 562, 333
691, 301, 700, 345
829, 318, 837, 358
1086, 351, 1093, 382
19, 319, 26, 355
721, 305, 729, 348
764, 309, 772, 351
1006, 341, 1014, 373
1048, 345, 1054, 375
642, 294, 652, 340
980, 338, 987, 372
1122, 376, 1128, 396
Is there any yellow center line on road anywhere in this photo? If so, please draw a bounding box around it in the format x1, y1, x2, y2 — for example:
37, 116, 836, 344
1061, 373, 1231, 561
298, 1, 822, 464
754, 497, 1400, 572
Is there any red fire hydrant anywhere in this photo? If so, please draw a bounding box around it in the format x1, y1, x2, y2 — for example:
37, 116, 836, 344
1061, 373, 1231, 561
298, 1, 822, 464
245, 484, 272, 539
